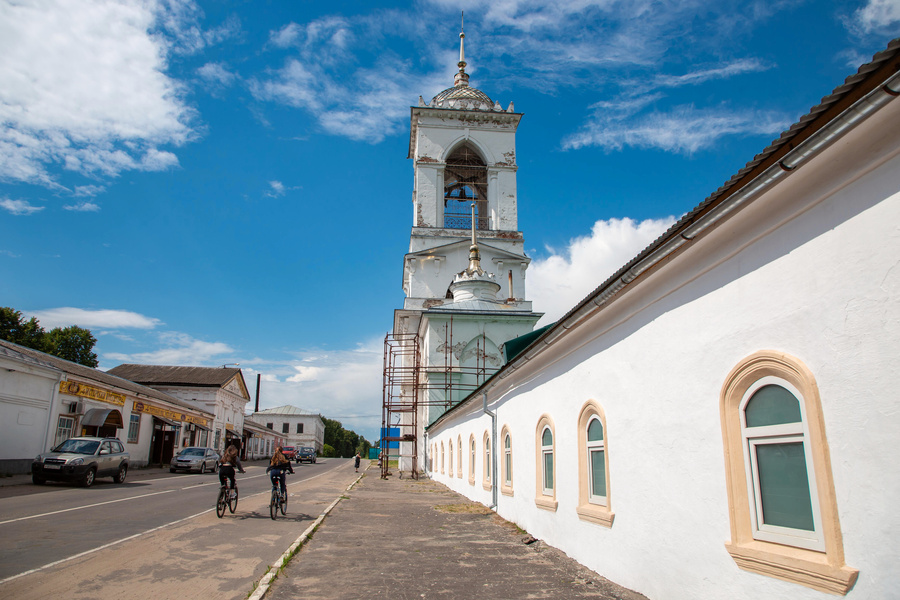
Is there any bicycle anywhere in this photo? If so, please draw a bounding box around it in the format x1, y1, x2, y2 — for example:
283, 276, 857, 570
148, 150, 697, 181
216, 479, 239, 518
269, 472, 287, 520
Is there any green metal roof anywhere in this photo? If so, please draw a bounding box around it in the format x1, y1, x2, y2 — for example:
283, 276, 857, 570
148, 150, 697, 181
501, 323, 556, 363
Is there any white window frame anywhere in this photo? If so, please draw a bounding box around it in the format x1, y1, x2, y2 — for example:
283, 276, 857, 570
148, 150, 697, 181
448, 439, 453, 477
127, 413, 141, 444
55, 415, 75, 447
586, 416, 607, 507
740, 376, 824, 551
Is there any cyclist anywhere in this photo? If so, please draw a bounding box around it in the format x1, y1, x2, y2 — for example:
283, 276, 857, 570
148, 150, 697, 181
266, 446, 294, 499
218, 443, 245, 490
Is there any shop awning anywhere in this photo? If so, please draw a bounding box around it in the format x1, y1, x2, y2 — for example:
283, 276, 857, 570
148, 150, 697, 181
81, 408, 124, 428
192, 422, 211, 431
152, 415, 180, 427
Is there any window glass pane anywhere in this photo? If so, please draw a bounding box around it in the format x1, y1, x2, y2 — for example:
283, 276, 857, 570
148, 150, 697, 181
505, 452, 511, 484
587, 418, 604, 442
505, 434, 510, 449
542, 428, 553, 446
590, 449, 606, 497
543, 451, 553, 490
756, 442, 815, 531
746, 385, 802, 427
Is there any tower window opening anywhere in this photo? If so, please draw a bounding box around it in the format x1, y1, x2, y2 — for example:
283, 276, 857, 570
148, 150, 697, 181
444, 145, 488, 230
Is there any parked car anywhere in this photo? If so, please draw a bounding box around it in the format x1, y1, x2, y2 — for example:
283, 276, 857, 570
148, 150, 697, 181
32, 437, 129, 487
170, 447, 220, 473
281, 446, 297, 460
297, 446, 317, 464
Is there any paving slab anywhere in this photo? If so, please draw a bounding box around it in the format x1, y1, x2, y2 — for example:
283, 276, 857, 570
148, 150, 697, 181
266, 466, 648, 600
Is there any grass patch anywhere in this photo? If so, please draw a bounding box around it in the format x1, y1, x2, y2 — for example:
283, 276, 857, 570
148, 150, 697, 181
434, 503, 493, 514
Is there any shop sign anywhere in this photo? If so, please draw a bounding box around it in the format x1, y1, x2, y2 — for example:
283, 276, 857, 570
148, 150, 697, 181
225, 423, 235, 431
133, 401, 209, 427
59, 380, 126, 406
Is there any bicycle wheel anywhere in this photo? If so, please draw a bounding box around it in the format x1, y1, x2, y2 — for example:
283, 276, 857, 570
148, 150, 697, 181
270, 489, 278, 520
216, 487, 226, 518
229, 487, 239, 513
280, 490, 287, 516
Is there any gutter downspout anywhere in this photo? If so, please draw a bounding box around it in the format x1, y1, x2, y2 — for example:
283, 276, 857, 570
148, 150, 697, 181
43, 372, 65, 452
483, 392, 498, 509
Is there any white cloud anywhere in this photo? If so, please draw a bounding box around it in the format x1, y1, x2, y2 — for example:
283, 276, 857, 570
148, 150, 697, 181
240, 339, 385, 440
197, 62, 238, 87
63, 201, 101, 212
267, 180, 286, 197
29, 307, 163, 330
652, 59, 769, 88
0, 0, 196, 185
850, 0, 900, 35
528, 217, 676, 324
0, 197, 43, 215
563, 104, 790, 153
104, 331, 234, 365
73, 184, 105, 197
286, 365, 324, 383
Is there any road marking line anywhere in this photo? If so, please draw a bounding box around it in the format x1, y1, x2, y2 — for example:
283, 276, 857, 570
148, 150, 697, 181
0, 489, 176, 526
0, 508, 213, 585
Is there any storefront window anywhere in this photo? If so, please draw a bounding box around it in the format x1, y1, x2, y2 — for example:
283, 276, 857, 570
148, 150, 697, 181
54, 416, 75, 447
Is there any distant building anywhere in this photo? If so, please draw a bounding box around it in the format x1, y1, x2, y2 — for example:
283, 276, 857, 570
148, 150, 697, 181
107, 364, 249, 453
247, 405, 324, 453
0, 340, 214, 472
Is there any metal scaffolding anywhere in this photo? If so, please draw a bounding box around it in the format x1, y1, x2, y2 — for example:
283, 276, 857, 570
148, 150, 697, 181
380, 318, 491, 479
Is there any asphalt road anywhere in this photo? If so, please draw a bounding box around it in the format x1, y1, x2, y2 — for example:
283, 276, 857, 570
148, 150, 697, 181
0, 458, 361, 599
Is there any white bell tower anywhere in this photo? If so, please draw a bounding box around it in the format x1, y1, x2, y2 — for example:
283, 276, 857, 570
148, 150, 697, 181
384, 23, 541, 479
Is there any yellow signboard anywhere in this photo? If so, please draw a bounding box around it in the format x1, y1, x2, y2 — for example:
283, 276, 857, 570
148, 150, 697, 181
133, 401, 209, 428
59, 381, 126, 406
225, 423, 234, 431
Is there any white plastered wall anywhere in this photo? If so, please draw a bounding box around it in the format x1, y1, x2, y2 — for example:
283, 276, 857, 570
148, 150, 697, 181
426, 98, 900, 599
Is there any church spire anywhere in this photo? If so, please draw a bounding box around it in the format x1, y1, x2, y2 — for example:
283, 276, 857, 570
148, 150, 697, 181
466, 201, 483, 275
453, 12, 470, 88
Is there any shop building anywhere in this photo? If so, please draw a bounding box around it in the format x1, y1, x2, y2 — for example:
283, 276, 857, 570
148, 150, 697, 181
107, 364, 250, 454
0, 339, 214, 473
242, 418, 284, 460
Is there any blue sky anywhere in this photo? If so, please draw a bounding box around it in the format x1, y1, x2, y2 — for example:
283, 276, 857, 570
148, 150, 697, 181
1, 0, 897, 441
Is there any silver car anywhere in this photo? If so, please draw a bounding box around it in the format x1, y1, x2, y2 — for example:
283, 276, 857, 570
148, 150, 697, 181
32, 437, 129, 487
170, 447, 219, 473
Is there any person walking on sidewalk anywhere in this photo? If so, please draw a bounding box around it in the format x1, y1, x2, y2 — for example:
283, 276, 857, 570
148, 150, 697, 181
354, 452, 361, 472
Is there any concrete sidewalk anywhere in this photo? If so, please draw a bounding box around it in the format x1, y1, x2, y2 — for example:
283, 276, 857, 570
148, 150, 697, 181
265, 464, 649, 600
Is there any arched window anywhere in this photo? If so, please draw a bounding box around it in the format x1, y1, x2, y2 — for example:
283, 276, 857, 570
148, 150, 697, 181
444, 144, 488, 230
577, 401, 613, 526
457, 435, 463, 478
440, 441, 445, 474
721, 352, 856, 594
468, 434, 476, 485
449, 438, 454, 478
500, 426, 513, 496
534, 415, 557, 511
483, 430, 492, 490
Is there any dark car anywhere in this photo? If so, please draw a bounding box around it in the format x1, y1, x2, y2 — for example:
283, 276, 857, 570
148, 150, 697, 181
170, 447, 219, 473
296, 446, 317, 464
32, 437, 129, 487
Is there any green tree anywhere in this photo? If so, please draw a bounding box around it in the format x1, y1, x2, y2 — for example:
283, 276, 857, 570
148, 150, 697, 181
0, 307, 99, 368
321, 416, 370, 458
0, 307, 46, 350
46, 326, 99, 368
